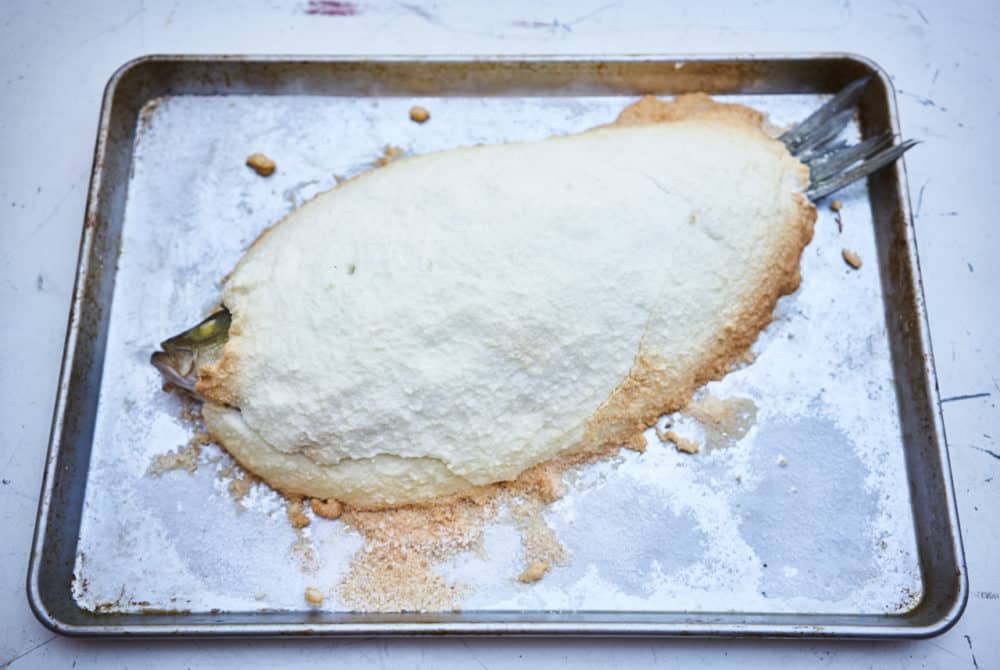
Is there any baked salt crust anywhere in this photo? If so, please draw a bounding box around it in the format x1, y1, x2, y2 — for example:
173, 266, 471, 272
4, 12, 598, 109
197, 94, 815, 509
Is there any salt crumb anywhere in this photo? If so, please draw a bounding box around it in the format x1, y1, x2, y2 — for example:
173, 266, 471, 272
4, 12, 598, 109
374, 145, 403, 167
286, 497, 311, 529
665, 430, 699, 454
409, 105, 430, 123
304, 587, 324, 606
518, 560, 551, 583
310, 497, 343, 520
510, 498, 568, 571
842, 248, 862, 269
246, 152, 276, 176
777, 454, 789, 467
227, 476, 250, 502
147, 442, 202, 476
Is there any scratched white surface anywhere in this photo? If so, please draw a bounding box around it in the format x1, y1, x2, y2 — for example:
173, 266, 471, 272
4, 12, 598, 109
1, 0, 997, 668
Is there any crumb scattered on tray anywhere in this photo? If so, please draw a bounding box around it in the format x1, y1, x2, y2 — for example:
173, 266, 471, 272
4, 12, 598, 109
842, 248, 862, 269
304, 587, 324, 606
374, 145, 403, 167
227, 475, 251, 502
409, 105, 430, 123
509, 497, 568, 574
518, 560, 551, 583
338, 497, 496, 612
665, 430, 700, 454
147, 402, 215, 476
286, 496, 311, 528
246, 152, 276, 176
147, 442, 202, 476
831, 200, 844, 232
777, 454, 789, 467
334, 462, 574, 612
310, 497, 343, 520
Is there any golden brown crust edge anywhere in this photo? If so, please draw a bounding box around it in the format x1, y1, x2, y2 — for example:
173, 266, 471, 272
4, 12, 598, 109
577, 189, 815, 456
611, 93, 768, 130
578, 93, 816, 454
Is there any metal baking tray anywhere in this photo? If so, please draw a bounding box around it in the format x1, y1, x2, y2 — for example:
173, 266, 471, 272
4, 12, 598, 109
29, 54, 967, 638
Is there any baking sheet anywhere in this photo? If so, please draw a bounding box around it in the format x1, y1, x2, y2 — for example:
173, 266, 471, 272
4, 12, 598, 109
29, 56, 966, 637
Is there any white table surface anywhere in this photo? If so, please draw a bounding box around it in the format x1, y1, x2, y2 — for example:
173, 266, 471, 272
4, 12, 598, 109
1, 0, 997, 667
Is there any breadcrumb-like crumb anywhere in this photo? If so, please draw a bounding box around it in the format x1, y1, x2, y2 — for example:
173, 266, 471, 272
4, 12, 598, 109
409, 105, 430, 123
842, 248, 862, 269
146, 443, 201, 475
304, 587, 324, 605
374, 145, 403, 167
228, 476, 250, 501
310, 498, 343, 520
286, 497, 311, 528
246, 152, 276, 176
665, 430, 700, 454
518, 560, 550, 583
